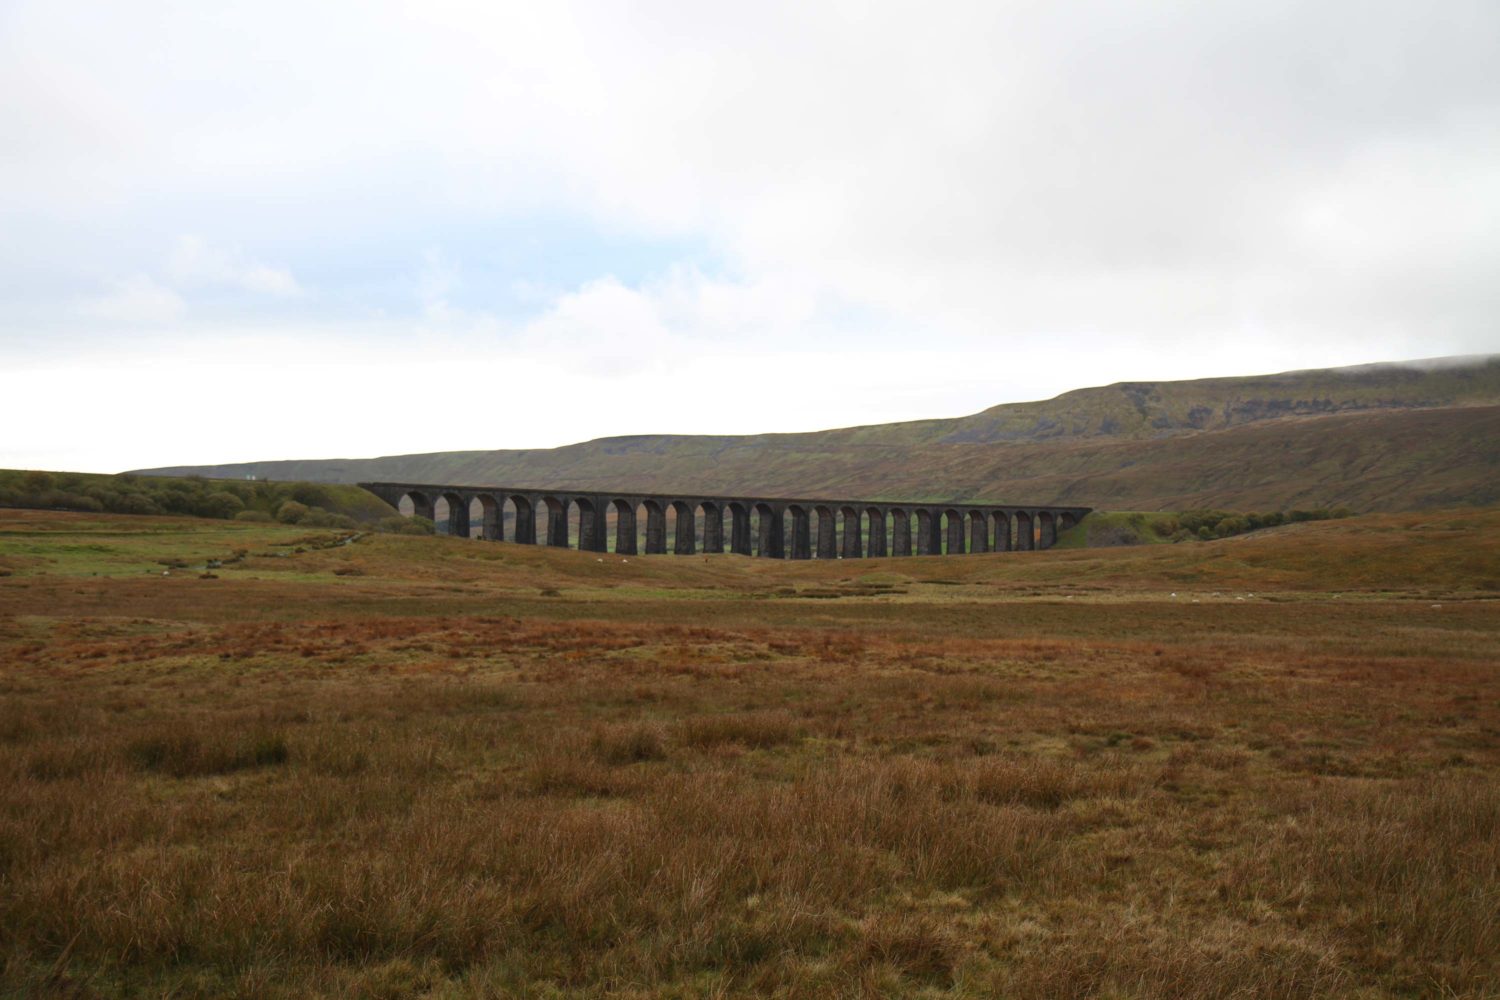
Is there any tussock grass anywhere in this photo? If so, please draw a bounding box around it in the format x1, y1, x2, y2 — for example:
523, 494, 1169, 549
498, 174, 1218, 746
126, 730, 290, 777
1, 508, 1498, 996
589, 720, 669, 765
675, 710, 801, 750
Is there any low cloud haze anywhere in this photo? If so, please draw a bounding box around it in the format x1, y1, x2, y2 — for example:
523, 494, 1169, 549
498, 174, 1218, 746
2, 1, 1497, 471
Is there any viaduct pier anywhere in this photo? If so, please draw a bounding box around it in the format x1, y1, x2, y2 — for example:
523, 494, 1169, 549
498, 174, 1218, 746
360, 482, 1090, 558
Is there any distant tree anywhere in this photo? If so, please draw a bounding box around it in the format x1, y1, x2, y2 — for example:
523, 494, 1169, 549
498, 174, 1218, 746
112, 493, 162, 516
40, 491, 103, 512
201, 491, 245, 519
21, 470, 54, 493
276, 500, 309, 524
290, 484, 333, 509
1216, 516, 1249, 537
234, 509, 273, 522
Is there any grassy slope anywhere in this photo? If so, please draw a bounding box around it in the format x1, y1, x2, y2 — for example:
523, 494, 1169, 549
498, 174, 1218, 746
1, 508, 1497, 998
945, 354, 1500, 441
135, 357, 1500, 512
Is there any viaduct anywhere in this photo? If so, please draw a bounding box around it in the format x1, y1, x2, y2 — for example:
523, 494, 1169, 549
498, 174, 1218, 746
360, 482, 1090, 558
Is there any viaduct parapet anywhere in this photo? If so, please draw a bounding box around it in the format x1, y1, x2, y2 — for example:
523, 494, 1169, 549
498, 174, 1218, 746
360, 482, 1090, 558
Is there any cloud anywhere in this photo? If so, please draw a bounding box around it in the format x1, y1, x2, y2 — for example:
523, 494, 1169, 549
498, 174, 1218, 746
5, 1, 1500, 471
166, 236, 302, 298
78, 274, 185, 324
7, 0, 1490, 352
512, 265, 838, 380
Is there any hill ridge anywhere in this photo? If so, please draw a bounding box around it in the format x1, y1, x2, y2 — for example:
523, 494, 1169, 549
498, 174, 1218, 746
134, 356, 1500, 513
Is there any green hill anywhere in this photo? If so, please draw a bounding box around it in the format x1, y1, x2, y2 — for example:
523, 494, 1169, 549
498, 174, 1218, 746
134, 356, 1500, 511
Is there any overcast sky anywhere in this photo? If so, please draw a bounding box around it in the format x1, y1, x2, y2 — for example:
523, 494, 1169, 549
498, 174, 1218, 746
2, 1, 1497, 472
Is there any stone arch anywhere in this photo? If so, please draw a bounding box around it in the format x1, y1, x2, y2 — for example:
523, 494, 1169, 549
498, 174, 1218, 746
865, 507, 888, 557
992, 511, 1011, 552
699, 501, 724, 553
396, 490, 434, 522
1015, 510, 1034, 551
612, 499, 638, 555
575, 497, 605, 552
503, 494, 535, 544
541, 496, 569, 548
915, 508, 938, 555
728, 502, 752, 555
890, 508, 912, 556
434, 491, 468, 537
469, 494, 499, 540
942, 509, 964, 554
786, 504, 811, 559
671, 500, 697, 555
814, 505, 837, 559
967, 510, 988, 553
643, 500, 668, 555
1038, 510, 1057, 550
754, 502, 783, 559
840, 505, 863, 559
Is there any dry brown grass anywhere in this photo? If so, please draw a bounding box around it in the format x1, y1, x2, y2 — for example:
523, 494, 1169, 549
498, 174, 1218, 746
1, 509, 1498, 997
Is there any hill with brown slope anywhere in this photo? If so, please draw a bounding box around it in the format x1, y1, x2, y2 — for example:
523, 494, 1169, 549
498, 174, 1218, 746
137, 356, 1500, 511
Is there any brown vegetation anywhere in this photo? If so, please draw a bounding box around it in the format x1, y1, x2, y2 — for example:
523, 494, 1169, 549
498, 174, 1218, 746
134, 358, 1500, 512
1, 509, 1497, 997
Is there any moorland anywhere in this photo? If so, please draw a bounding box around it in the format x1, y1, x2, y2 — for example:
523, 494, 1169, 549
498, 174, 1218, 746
2, 505, 1497, 997
139, 356, 1500, 512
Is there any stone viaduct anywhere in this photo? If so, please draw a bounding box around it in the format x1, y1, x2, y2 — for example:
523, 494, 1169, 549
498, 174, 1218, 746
360, 482, 1090, 558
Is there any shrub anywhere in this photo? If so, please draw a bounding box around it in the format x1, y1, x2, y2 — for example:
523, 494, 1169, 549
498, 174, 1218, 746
1216, 516, 1250, 538
201, 491, 245, 519
235, 509, 273, 522
110, 493, 162, 516
276, 501, 310, 524
590, 722, 668, 765
300, 507, 356, 529
126, 731, 290, 777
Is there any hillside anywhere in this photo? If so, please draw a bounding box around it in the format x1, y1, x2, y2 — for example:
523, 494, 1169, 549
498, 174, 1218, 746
136, 355, 1500, 511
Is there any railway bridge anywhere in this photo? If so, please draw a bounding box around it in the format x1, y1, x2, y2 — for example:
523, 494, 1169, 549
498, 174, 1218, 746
360, 482, 1090, 558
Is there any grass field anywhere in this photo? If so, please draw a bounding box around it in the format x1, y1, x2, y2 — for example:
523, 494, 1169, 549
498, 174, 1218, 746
2, 508, 1498, 998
